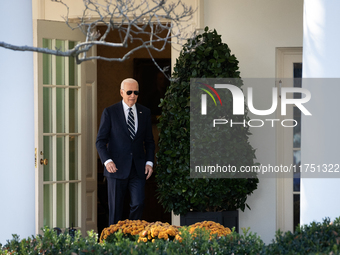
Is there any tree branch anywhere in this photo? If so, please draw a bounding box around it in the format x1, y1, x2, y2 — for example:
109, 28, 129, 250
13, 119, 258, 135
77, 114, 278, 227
0, 0, 196, 76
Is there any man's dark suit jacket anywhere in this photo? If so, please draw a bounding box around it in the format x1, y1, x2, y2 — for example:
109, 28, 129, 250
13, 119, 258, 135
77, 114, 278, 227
96, 101, 155, 179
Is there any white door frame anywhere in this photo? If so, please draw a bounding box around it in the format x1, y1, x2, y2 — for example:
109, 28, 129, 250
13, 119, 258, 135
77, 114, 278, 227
276, 47, 302, 233
33, 20, 97, 235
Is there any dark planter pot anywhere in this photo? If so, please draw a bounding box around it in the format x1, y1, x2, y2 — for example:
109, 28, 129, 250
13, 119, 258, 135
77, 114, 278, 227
180, 211, 239, 233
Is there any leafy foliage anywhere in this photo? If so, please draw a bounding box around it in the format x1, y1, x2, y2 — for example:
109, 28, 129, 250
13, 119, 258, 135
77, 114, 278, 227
3, 218, 340, 254
156, 27, 258, 215
1, 226, 259, 255
265, 217, 340, 254
0, 226, 100, 255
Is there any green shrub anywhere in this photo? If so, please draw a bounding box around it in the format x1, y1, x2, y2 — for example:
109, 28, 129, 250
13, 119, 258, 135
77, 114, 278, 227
0, 226, 264, 255
0, 227, 103, 255
265, 217, 340, 255
156, 26, 258, 216
3, 218, 340, 254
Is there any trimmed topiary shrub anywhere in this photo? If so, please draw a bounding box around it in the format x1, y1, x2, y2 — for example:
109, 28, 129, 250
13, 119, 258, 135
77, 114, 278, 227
156, 27, 258, 216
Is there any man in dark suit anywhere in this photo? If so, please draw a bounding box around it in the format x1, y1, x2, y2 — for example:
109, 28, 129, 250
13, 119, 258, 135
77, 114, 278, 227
96, 78, 155, 225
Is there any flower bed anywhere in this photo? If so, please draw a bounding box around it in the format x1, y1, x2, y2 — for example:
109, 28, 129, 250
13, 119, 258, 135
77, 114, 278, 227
99, 219, 232, 243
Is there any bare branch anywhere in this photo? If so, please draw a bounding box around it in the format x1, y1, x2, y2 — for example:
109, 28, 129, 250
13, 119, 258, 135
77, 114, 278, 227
0, 41, 90, 57
0, 0, 196, 76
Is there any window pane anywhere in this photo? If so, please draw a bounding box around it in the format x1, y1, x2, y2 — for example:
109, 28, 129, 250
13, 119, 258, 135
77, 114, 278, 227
43, 87, 52, 133
56, 40, 65, 85
86, 84, 93, 177
57, 183, 65, 228
43, 39, 52, 85
293, 107, 301, 148
293, 150, 301, 192
293, 62, 302, 231
56, 88, 65, 133
69, 136, 78, 180
69, 41, 78, 86
69, 88, 78, 133
294, 194, 300, 230
43, 184, 53, 227
293, 63, 302, 98
43, 136, 53, 182
57, 136, 65, 181
69, 183, 78, 227
293, 63, 302, 80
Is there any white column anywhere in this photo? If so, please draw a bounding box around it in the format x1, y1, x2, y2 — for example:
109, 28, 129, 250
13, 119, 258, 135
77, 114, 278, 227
301, 0, 340, 225
0, 1, 35, 244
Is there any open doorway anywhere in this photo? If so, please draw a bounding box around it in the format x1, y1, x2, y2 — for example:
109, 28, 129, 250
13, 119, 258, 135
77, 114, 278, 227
96, 25, 172, 235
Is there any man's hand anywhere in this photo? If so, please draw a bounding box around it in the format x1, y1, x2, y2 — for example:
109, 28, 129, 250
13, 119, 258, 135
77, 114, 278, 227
106, 161, 118, 173
145, 165, 153, 180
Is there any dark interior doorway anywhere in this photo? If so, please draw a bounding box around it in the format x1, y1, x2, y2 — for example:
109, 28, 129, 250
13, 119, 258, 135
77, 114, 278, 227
96, 25, 172, 236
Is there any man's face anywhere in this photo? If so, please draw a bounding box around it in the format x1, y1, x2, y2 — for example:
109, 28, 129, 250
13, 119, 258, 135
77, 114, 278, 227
120, 81, 139, 107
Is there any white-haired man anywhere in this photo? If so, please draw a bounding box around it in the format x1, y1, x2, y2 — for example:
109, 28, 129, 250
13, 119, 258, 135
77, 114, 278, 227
96, 78, 155, 225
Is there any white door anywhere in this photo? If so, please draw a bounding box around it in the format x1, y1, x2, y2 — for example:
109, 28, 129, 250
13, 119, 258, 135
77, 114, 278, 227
276, 47, 302, 233
34, 20, 97, 235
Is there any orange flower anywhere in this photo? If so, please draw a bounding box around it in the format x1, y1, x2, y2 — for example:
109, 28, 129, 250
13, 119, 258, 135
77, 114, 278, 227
166, 228, 176, 236
175, 234, 183, 243
187, 221, 232, 239
151, 228, 159, 238
140, 230, 148, 237
131, 230, 139, 235
140, 237, 148, 243
158, 232, 168, 240
102, 220, 231, 243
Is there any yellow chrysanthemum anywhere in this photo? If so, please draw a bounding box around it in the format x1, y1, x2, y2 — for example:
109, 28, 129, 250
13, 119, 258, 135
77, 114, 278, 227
151, 228, 159, 238
131, 230, 139, 235
140, 230, 148, 237
158, 232, 168, 240
166, 228, 176, 236
187, 221, 232, 239
175, 234, 183, 243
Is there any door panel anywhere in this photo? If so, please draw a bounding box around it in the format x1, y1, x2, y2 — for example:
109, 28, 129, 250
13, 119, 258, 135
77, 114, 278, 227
34, 20, 97, 235
84, 46, 98, 233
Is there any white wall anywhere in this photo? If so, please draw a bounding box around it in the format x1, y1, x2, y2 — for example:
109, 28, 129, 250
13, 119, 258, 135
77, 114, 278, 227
204, 0, 303, 243
0, 1, 35, 245
301, 0, 340, 225
40, 0, 200, 26
36, 0, 307, 244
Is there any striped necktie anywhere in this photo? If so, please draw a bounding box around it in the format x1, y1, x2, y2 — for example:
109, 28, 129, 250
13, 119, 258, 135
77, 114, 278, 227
127, 108, 135, 140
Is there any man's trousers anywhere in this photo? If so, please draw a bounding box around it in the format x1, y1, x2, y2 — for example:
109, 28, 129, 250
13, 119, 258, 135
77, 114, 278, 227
106, 163, 146, 225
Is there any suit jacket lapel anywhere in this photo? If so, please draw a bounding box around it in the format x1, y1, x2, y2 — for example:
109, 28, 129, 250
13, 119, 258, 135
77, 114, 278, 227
135, 104, 143, 138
